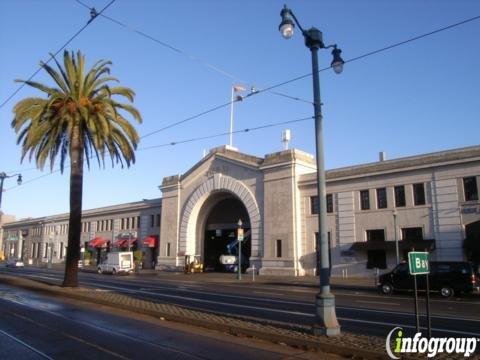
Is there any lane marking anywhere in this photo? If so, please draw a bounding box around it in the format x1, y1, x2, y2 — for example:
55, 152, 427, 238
0, 328, 54, 359
338, 317, 480, 337
253, 291, 285, 296
14, 273, 480, 324
354, 300, 400, 306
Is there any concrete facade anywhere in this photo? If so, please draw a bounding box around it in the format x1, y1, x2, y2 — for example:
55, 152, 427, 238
2, 145, 480, 276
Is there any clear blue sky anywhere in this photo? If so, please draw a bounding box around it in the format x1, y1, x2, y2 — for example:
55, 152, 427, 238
1, 0, 479, 219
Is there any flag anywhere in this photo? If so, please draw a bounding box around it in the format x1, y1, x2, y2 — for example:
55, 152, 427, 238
233, 84, 246, 92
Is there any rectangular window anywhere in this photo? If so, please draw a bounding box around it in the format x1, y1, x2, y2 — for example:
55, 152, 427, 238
44, 244, 48, 258
394, 185, 406, 207
366, 229, 385, 242
311, 195, 333, 214
360, 190, 370, 210
376, 188, 387, 209
463, 176, 479, 201
402, 227, 423, 241
311, 196, 319, 214
60, 243, 64, 259
151, 215, 155, 227
156, 214, 161, 227
326, 194, 333, 213
413, 183, 426, 205
166, 242, 171, 257
276, 239, 282, 258
137, 216, 141, 229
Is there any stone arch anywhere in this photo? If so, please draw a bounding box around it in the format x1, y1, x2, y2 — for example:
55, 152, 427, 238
178, 174, 262, 260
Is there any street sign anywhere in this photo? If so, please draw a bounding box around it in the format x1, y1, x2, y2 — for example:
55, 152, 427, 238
408, 251, 429, 275
237, 228, 244, 241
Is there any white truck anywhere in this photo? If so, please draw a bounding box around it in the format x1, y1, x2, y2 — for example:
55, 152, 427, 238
97, 251, 134, 274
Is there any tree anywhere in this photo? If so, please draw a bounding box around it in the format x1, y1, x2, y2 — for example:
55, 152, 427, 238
11, 50, 142, 287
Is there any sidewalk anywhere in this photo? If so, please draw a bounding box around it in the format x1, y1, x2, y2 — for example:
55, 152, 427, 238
0, 271, 387, 359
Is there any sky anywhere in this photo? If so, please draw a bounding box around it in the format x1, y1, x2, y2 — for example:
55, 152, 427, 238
1, 0, 479, 219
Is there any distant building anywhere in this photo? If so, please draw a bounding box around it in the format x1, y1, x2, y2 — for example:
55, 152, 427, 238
2, 145, 480, 276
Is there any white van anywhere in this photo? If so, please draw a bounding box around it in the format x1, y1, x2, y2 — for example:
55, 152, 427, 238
97, 251, 134, 274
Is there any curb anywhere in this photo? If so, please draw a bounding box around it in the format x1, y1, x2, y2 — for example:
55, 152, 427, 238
0, 274, 385, 359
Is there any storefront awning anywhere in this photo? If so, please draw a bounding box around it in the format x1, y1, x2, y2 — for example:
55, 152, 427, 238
114, 238, 137, 248
350, 239, 435, 251
143, 236, 157, 248
89, 237, 107, 248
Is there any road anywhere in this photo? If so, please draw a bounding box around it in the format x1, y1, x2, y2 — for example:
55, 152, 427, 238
0, 282, 325, 360
2, 267, 480, 340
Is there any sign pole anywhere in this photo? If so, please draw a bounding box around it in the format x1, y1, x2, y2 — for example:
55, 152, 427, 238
425, 273, 432, 338
413, 274, 420, 333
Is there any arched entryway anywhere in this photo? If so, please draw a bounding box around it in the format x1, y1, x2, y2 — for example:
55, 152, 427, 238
465, 220, 480, 265
201, 195, 250, 272
178, 174, 262, 271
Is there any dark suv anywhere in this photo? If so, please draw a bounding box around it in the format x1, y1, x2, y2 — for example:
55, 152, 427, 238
378, 262, 479, 297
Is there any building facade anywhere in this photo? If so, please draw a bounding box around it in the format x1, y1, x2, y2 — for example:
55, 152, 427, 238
2, 199, 161, 268
2, 145, 480, 276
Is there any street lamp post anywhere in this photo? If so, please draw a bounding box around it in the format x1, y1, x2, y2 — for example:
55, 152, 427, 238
279, 5, 344, 336
237, 219, 243, 281
0, 172, 22, 210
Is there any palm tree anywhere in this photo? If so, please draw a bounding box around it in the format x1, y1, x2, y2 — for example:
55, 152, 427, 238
11, 50, 142, 287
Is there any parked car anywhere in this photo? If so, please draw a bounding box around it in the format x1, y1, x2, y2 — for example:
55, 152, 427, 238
97, 252, 134, 275
6, 258, 24, 268
378, 261, 479, 297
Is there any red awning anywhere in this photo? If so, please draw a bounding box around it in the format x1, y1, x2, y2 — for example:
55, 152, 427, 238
143, 236, 157, 248
115, 238, 137, 248
89, 237, 107, 248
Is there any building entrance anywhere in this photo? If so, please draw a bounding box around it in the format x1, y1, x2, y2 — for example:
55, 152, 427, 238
202, 197, 250, 272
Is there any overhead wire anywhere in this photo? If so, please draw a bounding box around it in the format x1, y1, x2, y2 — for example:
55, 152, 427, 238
4, 115, 313, 191
73, 0, 312, 105
0, 0, 117, 110
4, 12, 480, 184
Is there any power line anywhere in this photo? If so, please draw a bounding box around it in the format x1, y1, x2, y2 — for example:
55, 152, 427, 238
139, 116, 313, 150
4, 115, 313, 191
5, 13, 479, 175
139, 12, 480, 138
73, 0, 313, 106
0, 0, 116, 110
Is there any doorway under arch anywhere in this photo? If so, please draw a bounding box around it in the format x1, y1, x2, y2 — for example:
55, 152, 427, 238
198, 193, 251, 272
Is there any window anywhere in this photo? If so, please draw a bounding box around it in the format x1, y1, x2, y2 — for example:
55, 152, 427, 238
156, 214, 161, 227
376, 188, 387, 209
166, 242, 171, 257
394, 185, 406, 207
360, 190, 370, 210
151, 215, 155, 227
60, 243, 64, 259
311, 196, 319, 214
413, 183, 426, 205
276, 239, 282, 258
366, 229, 385, 242
463, 177, 478, 201
401, 227, 423, 240
326, 194, 333, 213
311, 195, 333, 214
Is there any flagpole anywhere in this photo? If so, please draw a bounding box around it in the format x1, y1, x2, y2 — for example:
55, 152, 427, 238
229, 85, 234, 147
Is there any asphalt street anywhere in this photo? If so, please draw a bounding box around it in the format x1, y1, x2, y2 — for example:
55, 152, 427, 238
2, 267, 479, 340
0, 282, 327, 360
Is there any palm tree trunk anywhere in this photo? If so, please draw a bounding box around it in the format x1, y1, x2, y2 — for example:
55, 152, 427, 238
62, 124, 84, 287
